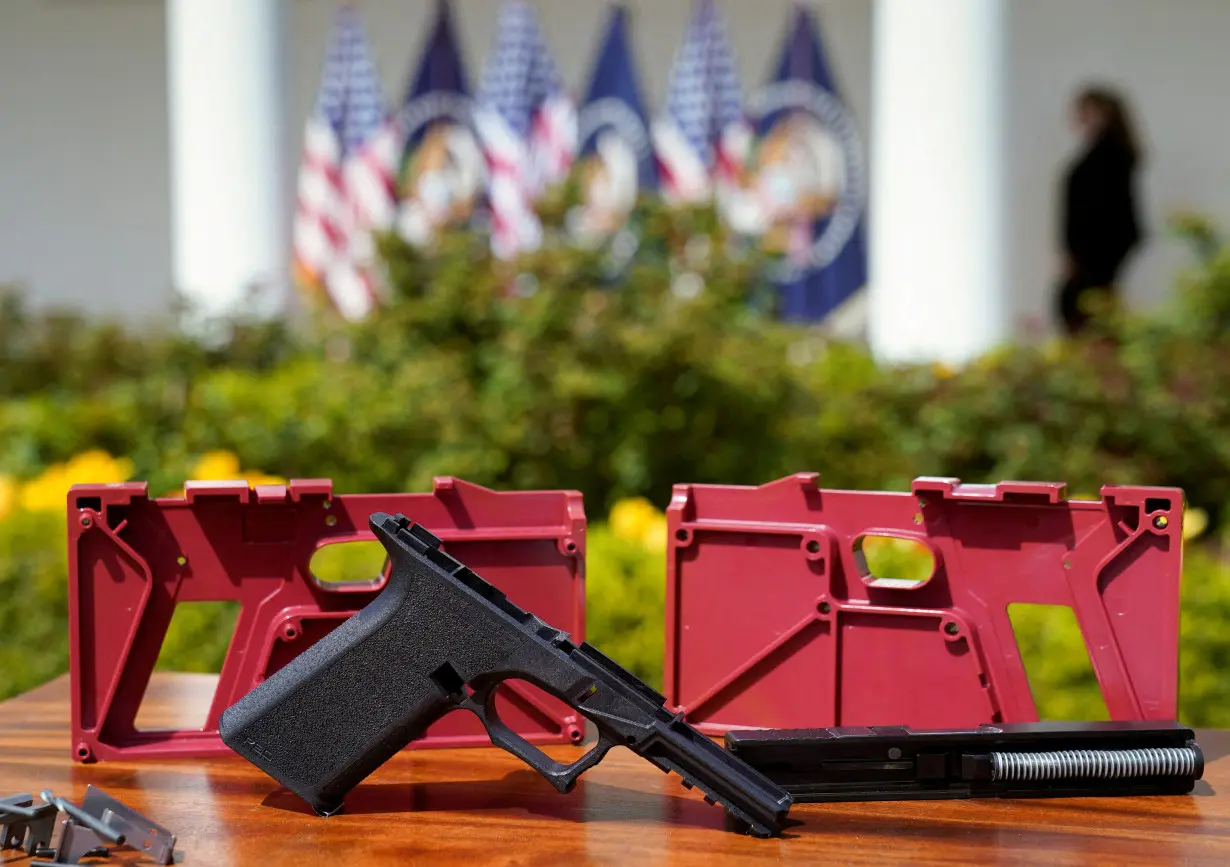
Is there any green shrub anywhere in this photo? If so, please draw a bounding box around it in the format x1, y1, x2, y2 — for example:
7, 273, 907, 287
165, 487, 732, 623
0, 287, 299, 401
5, 205, 1230, 522
1173, 545, 1230, 726
154, 602, 239, 675
586, 522, 665, 689
4, 207, 1230, 724
0, 203, 822, 510
0, 509, 68, 700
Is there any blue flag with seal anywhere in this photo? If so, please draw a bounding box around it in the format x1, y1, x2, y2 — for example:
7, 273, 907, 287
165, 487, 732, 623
570, 4, 656, 245
727, 4, 867, 321
395, 0, 484, 247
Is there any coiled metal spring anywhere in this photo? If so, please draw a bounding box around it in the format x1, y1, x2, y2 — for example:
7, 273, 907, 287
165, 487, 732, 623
990, 747, 1200, 782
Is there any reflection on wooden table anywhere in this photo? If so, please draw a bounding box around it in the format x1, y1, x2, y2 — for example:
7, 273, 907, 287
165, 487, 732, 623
0, 673, 1225, 866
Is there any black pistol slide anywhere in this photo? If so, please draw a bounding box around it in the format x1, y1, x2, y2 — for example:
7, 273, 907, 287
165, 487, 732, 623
724, 721, 1203, 802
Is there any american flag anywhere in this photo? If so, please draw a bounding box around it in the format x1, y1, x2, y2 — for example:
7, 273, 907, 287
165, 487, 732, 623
292, 6, 400, 320
653, 0, 750, 203
474, 0, 576, 259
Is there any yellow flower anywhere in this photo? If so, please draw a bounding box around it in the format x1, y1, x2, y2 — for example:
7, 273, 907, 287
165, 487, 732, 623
66, 450, 133, 485
0, 475, 14, 521
610, 497, 666, 550
167, 451, 283, 496
640, 513, 668, 552
610, 497, 655, 541
970, 346, 1013, 373
1184, 507, 1208, 542
1041, 340, 1067, 364
189, 450, 242, 481
930, 361, 955, 380
20, 469, 68, 513
243, 471, 286, 487
19, 450, 134, 513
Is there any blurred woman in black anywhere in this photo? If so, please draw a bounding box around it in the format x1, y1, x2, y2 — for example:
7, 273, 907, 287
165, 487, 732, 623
1058, 87, 1143, 335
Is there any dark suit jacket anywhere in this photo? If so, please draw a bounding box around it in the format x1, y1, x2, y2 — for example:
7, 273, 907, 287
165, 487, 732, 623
1063, 137, 1142, 281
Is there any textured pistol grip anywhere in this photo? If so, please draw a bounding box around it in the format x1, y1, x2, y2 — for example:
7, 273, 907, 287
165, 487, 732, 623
219, 536, 453, 814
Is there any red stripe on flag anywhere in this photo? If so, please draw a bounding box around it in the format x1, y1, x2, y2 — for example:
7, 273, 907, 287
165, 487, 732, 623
295, 201, 347, 252
656, 154, 681, 199
531, 111, 550, 146
353, 152, 397, 227
301, 151, 344, 192
361, 148, 396, 200
486, 151, 520, 178
714, 145, 739, 184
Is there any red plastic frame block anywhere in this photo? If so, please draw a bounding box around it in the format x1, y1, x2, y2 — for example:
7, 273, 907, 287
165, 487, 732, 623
666, 473, 1183, 734
68, 477, 586, 762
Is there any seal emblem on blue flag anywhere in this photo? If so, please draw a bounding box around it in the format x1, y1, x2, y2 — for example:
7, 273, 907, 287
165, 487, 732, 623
570, 6, 656, 245
395, 0, 485, 246
724, 5, 868, 322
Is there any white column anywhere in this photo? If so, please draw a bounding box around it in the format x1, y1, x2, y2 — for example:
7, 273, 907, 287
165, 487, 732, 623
167, 0, 288, 328
868, 0, 1007, 365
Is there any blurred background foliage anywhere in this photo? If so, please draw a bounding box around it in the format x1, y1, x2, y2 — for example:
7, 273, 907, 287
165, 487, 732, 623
1, 205, 1229, 725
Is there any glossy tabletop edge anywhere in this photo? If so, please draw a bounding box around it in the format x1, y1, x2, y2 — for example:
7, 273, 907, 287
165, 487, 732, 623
1, 675, 1227, 867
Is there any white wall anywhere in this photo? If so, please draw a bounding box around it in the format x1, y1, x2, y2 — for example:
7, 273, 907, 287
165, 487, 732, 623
0, 0, 171, 319
1, 0, 1227, 336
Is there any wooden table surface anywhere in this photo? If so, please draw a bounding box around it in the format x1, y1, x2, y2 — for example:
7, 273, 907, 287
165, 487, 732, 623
1, 674, 1227, 866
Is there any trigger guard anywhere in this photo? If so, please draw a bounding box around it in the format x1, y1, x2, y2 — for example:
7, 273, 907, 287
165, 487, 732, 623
467, 680, 499, 718
466, 678, 614, 794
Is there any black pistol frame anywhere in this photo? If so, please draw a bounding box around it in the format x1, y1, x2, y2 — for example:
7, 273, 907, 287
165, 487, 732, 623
221, 514, 792, 837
